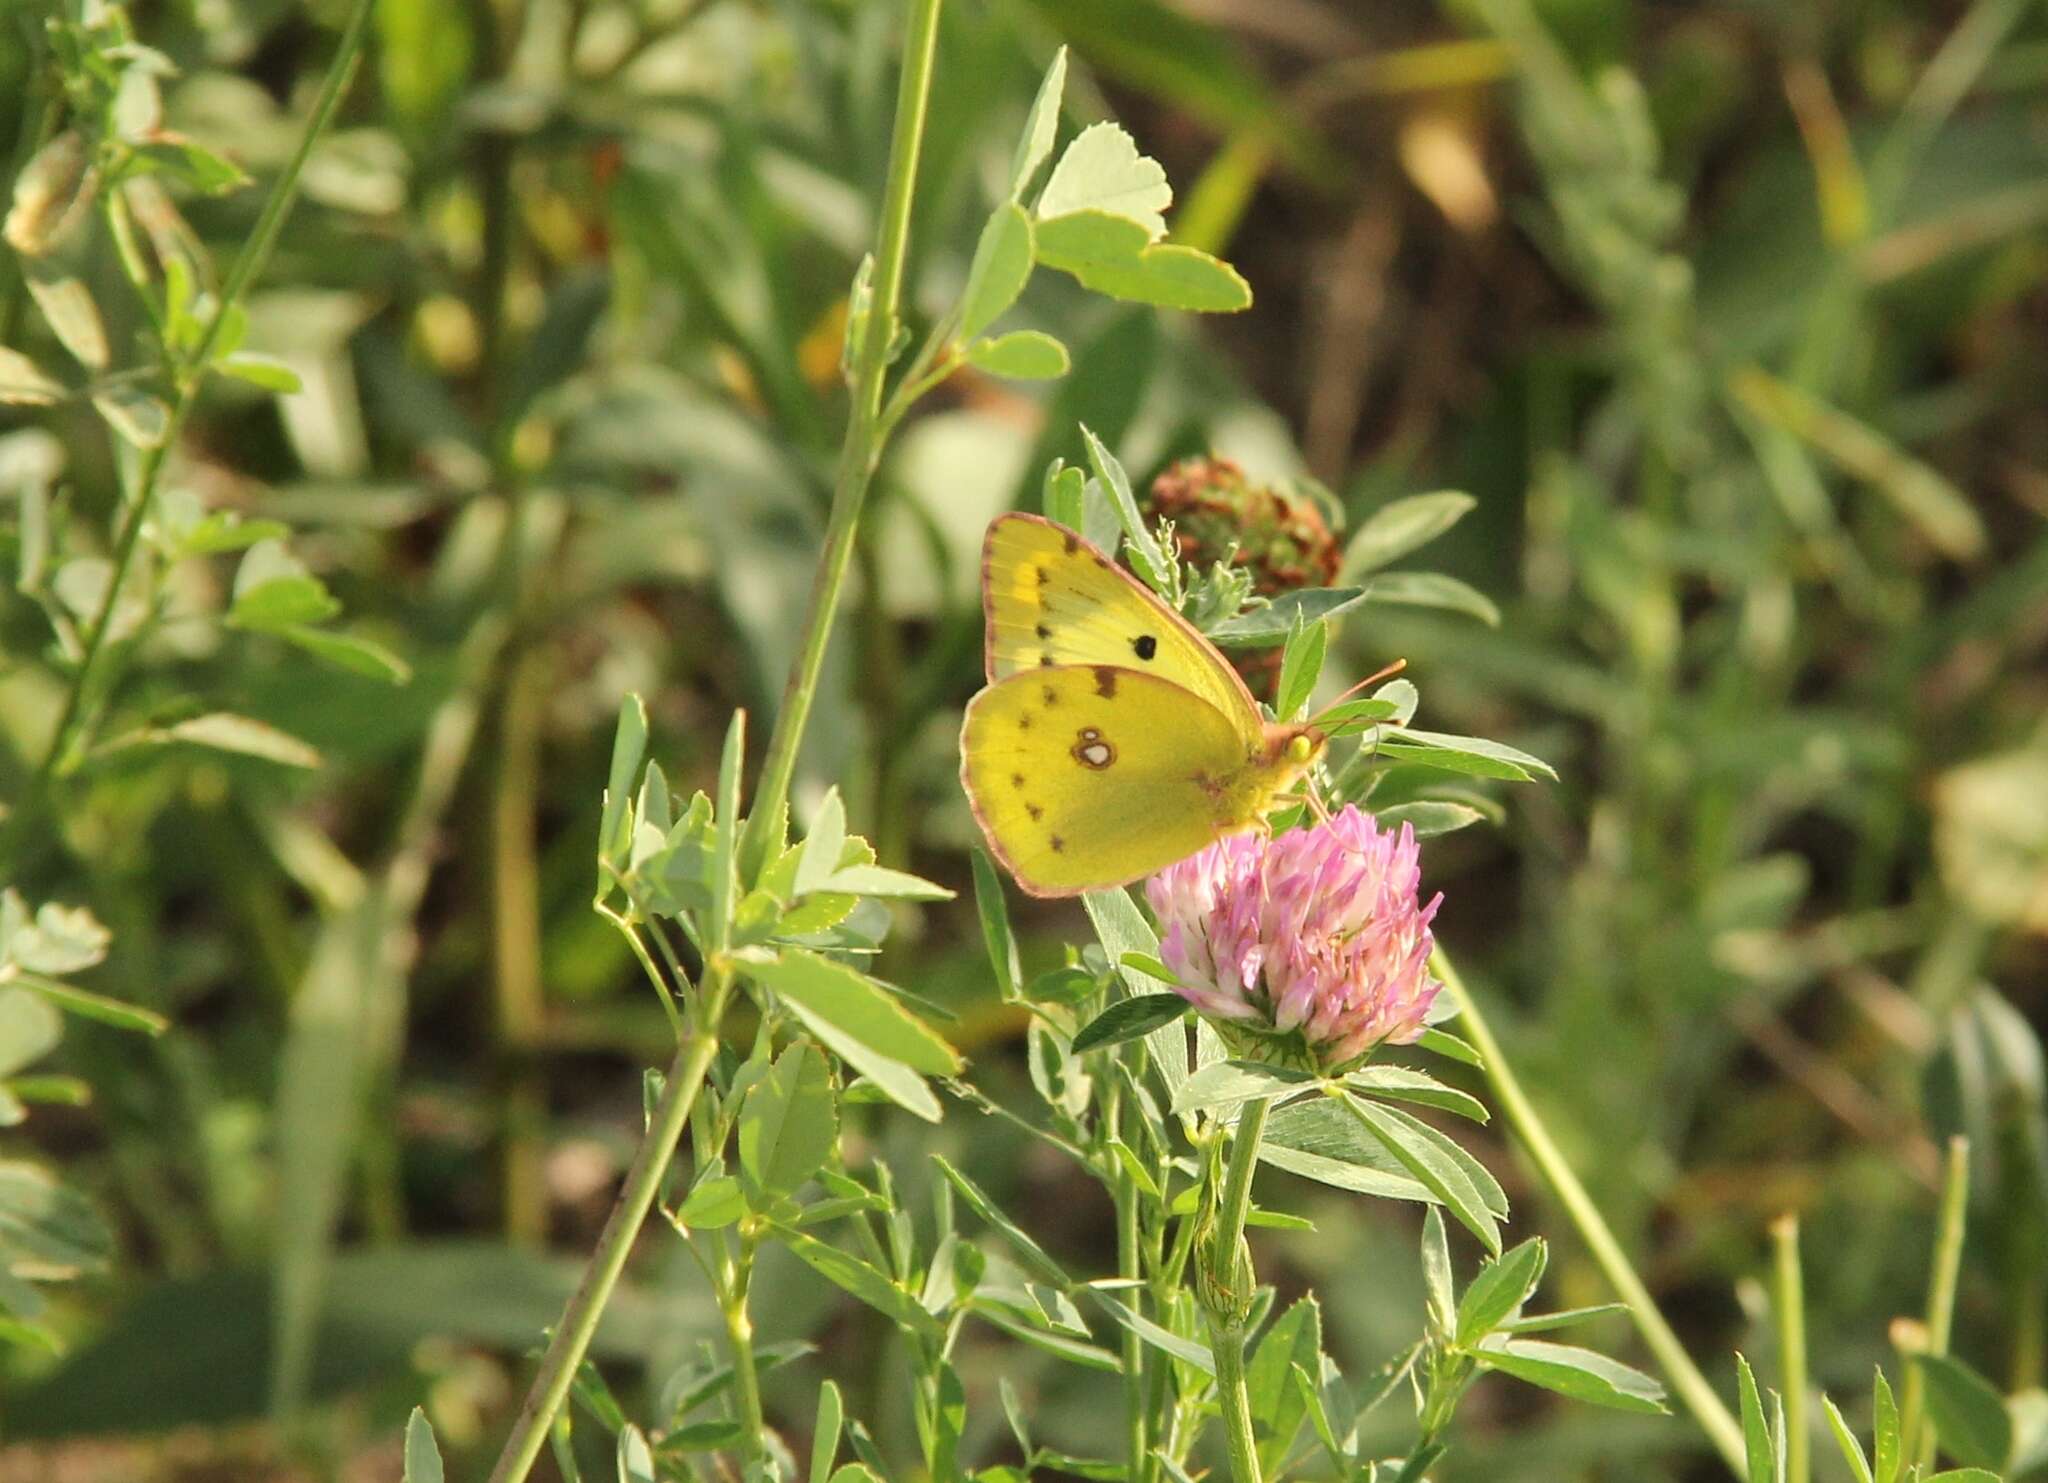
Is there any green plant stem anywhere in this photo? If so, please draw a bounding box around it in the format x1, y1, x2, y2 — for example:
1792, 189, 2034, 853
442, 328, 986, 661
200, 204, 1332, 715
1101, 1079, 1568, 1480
1115, 1170, 1150, 1483
735, 0, 945, 881
1432, 949, 1748, 1477
31, 0, 375, 787
1900, 1135, 1970, 1471
1771, 1214, 1809, 1483
486, 5, 945, 1475
722, 1231, 768, 1471
485, 981, 731, 1483
1203, 1097, 1271, 1483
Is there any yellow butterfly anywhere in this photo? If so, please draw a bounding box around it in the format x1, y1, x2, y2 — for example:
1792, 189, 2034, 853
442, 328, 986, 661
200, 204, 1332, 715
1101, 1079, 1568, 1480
960, 513, 1326, 897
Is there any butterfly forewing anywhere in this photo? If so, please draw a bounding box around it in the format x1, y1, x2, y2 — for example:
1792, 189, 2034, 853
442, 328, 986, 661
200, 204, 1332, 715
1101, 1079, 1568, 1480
982, 514, 1263, 753
960, 665, 1249, 896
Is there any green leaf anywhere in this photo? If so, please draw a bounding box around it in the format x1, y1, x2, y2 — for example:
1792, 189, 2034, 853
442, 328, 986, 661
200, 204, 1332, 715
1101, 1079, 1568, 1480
1259, 1095, 1433, 1201
794, 789, 848, 899
1208, 587, 1372, 646
278, 625, 412, 683
1035, 211, 1251, 312
1874, 1367, 1901, 1483
9, 973, 167, 1035
92, 387, 170, 449
933, 1154, 1074, 1290
1421, 1207, 1455, 1339
1341, 1094, 1501, 1252
810, 1381, 844, 1483
1455, 1239, 1546, 1346
216, 354, 304, 393
961, 204, 1034, 338
1009, 47, 1069, 200
27, 276, 107, 370
1043, 460, 1085, 529
1374, 802, 1487, 839
0, 348, 65, 405
1037, 122, 1171, 237
739, 1042, 837, 1204
1341, 492, 1478, 576
746, 949, 959, 1076
3, 895, 111, 976
770, 1223, 942, 1335
164, 713, 323, 769
1924, 1471, 2003, 1481
1417, 1028, 1483, 1068
1071, 993, 1189, 1054
0, 990, 61, 1080
1082, 888, 1188, 1103
1275, 617, 1328, 722
1078, 425, 1171, 593
1910, 1352, 2011, 1471
967, 329, 1070, 380
817, 864, 954, 901
1347, 1065, 1488, 1123
403, 1407, 444, 1483
0, 1159, 113, 1273
971, 849, 1020, 1000
674, 1174, 744, 1229
1502, 1303, 1628, 1334
1024, 966, 1096, 1005
1090, 1291, 1213, 1375
1473, 1337, 1668, 1415
1737, 1353, 1775, 1483
229, 541, 340, 630
1172, 1060, 1316, 1115
617, 1424, 655, 1483
1246, 1295, 1322, 1476
707, 709, 746, 950
1370, 728, 1558, 783
1823, 1393, 1874, 1483
1362, 571, 1500, 626
1118, 952, 1179, 983
599, 693, 648, 884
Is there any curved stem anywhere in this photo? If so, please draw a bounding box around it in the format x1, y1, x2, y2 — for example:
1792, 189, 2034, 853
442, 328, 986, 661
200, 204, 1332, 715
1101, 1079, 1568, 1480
485, 981, 730, 1483
737, 0, 946, 881
723, 1231, 768, 1470
1432, 949, 1748, 1478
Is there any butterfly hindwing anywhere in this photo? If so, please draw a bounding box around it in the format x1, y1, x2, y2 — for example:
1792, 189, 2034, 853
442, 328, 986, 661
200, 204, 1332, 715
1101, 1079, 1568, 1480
960, 664, 1248, 897
982, 514, 1263, 752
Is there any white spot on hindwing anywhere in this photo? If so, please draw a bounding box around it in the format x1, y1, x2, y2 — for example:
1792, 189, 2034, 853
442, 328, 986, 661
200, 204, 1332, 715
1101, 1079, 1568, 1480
1072, 726, 1115, 770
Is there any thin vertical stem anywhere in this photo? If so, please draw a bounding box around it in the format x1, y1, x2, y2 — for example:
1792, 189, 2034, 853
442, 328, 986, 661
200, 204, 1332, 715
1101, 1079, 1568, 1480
736, 0, 945, 881
722, 1233, 769, 1471
31, 0, 377, 786
1900, 1136, 1970, 1471
485, 984, 731, 1483
1433, 949, 1748, 1478
1115, 1174, 1150, 1483
1771, 1214, 1809, 1483
1203, 1097, 1271, 1483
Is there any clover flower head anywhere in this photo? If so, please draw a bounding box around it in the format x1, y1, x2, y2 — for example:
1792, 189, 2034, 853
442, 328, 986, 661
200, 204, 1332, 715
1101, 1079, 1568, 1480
1145, 806, 1443, 1071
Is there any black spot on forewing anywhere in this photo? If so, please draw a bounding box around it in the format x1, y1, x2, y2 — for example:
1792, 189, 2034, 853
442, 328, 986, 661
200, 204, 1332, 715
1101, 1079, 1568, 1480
1035, 623, 1051, 640
1039, 654, 1055, 668
1133, 634, 1157, 660
1093, 667, 1118, 698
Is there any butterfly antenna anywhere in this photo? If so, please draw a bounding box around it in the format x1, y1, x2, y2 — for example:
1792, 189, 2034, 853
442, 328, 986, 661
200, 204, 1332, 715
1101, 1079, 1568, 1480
1307, 657, 1408, 726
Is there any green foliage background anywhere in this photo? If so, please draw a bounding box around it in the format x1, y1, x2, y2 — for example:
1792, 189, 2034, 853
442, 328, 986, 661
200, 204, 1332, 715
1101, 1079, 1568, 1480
1, 0, 2045, 1477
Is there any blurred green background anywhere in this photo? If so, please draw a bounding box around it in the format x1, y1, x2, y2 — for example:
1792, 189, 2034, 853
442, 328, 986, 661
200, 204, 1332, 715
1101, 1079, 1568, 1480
2, 0, 2046, 1477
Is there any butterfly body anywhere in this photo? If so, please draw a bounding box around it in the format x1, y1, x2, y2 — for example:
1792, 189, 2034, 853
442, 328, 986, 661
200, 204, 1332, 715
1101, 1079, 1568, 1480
960, 513, 1323, 897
